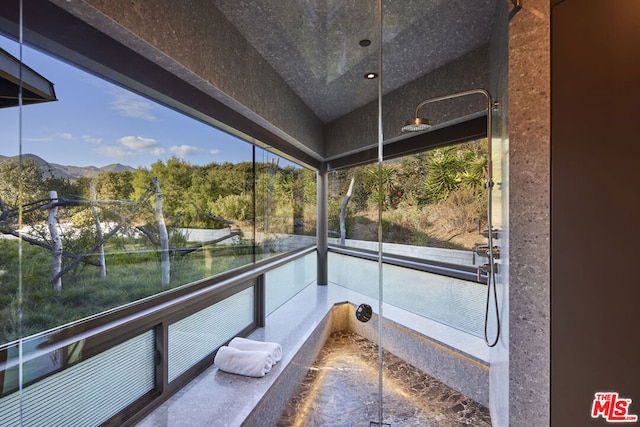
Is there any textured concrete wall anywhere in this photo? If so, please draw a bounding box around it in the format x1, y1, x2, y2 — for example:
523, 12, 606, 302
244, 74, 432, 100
324, 45, 491, 160
508, 0, 551, 425
55, 0, 324, 158
44, 0, 493, 164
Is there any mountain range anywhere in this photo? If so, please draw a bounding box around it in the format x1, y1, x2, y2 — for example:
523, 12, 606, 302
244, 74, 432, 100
0, 153, 135, 180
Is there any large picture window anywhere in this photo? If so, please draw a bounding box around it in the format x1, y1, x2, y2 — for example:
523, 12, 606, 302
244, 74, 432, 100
0, 35, 316, 346
327, 140, 487, 267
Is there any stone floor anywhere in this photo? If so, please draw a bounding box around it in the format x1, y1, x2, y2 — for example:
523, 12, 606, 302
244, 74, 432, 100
277, 330, 491, 427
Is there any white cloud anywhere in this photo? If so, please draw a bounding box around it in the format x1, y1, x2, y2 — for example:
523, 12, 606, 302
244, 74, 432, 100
170, 145, 204, 158
210, 148, 221, 155
60, 133, 74, 140
118, 136, 163, 152
149, 147, 167, 156
97, 135, 166, 159
111, 91, 157, 121
82, 135, 102, 145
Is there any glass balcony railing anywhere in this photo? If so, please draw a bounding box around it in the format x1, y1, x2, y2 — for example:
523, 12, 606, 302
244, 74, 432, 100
328, 249, 487, 337
0, 244, 487, 426
265, 251, 316, 315
0, 246, 315, 426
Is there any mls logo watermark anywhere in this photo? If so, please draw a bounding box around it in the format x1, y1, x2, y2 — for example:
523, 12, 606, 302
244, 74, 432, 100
592, 392, 638, 423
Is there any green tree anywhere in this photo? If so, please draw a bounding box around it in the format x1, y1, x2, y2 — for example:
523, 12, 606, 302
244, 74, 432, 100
398, 152, 430, 204
457, 143, 488, 195
424, 147, 461, 203
95, 171, 134, 201
365, 165, 397, 210
0, 157, 46, 209
275, 169, 295, 204
301, 168, 316, 204
131, 166, 154, 201
209, 193, 252, 221
424, 140, 487, 203
149, 158, 195, 226
212, 162, 255, 198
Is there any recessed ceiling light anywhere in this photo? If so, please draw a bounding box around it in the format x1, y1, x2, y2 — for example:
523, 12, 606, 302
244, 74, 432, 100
359, 39, 372, 47
364, 72, 378, 79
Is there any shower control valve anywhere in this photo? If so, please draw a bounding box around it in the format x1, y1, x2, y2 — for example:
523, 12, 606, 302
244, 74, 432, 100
477, 262, 498, 282
478, 220, 499, 239
474, 244, 501, 259
477, 263, 490, 282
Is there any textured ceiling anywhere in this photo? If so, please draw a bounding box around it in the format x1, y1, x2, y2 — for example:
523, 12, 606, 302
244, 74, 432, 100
213, 0, 497, 123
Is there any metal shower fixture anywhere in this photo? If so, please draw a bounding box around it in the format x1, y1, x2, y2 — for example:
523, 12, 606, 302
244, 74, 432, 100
401, 88, 502, 347
400, 117, 431, 133
401, 88, 498, 133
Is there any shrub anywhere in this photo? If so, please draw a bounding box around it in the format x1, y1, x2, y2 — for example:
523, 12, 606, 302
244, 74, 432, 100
209, 193, 252, 221
431, 187, 487, 234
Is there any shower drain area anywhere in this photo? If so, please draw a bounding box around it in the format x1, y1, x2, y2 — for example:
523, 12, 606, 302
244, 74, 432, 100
276, 330, 491, 427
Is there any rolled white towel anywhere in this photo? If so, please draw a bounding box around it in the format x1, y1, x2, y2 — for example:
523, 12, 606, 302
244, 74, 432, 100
229, 337, 282, 363
213, 346, 273, 378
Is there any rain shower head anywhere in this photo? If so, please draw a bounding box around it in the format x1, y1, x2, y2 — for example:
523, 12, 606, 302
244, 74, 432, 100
401, 89, 495, 134
401, 117, 431, 133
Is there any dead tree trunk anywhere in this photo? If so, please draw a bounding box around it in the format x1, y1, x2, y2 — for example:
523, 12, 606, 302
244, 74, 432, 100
153, 177, 170, 286
90, 182, 106, 278
265, 157, 278, 235
339, 177, 355, 246
48, 190, 63, 293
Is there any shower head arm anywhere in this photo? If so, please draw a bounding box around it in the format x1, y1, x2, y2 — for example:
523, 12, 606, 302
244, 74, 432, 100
407, 88, 494, 191
412, 88, 493, 120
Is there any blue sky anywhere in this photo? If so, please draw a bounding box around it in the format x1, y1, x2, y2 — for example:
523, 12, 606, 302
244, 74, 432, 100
0, 35, 257, 168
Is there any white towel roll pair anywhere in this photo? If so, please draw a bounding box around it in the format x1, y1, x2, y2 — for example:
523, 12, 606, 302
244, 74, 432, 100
213, 337, 282, 378
229, 337, 282, 363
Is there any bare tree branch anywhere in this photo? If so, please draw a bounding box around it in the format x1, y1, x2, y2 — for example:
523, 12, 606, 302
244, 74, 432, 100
136, 226, 241, 256
50, 185, 155, 283
135, 226, 160, 245
187, 201, 234, 225
0, 228, 100, 266
1, 196, 136, 219
153, 177, 170, 286
40, 196, 137, 210
175, 230, 242, 256
90, 182, 106, 279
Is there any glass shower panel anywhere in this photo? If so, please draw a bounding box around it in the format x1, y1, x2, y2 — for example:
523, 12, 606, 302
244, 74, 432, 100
0, 39, 20, 340
314, 0, 385, 424
329, 252, 487, 337
0, 28, 24, 425
378, 0, 506, 423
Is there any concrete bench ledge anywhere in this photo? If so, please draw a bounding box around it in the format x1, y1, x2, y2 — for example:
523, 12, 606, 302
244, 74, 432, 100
135, 284, 488, 426
135, 284, 343, 427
